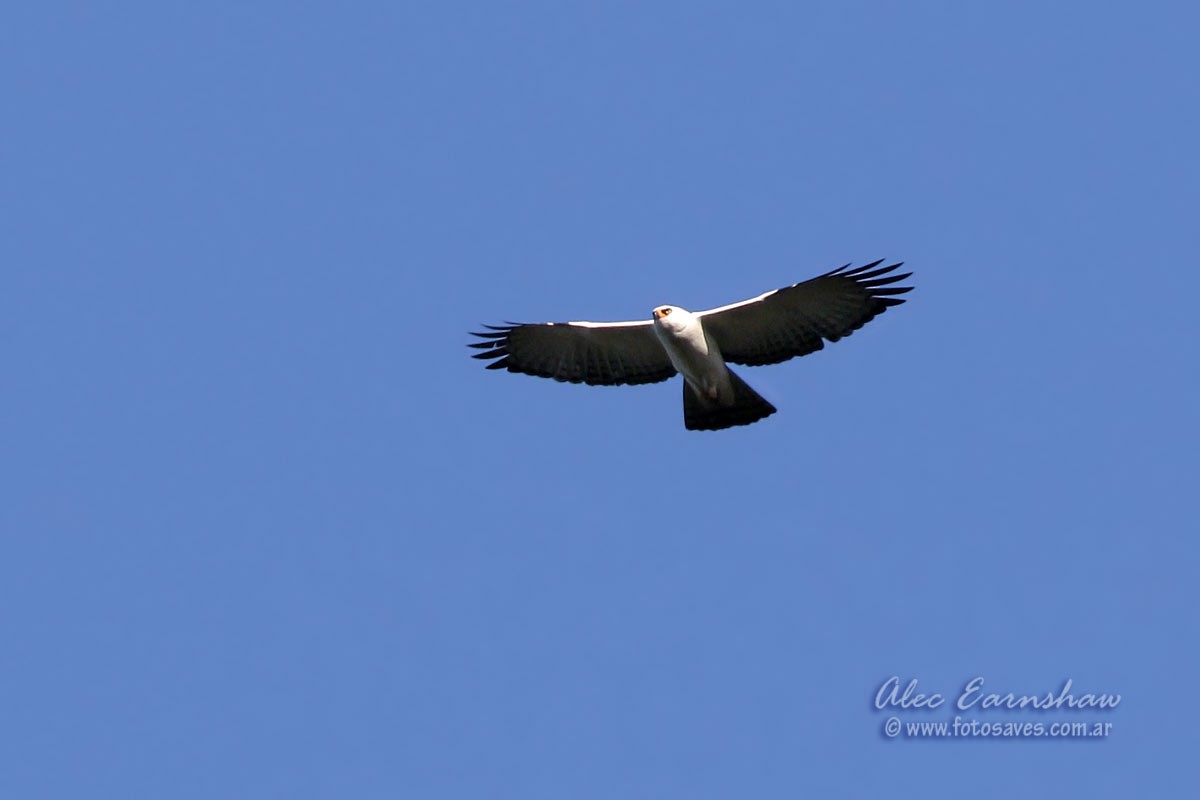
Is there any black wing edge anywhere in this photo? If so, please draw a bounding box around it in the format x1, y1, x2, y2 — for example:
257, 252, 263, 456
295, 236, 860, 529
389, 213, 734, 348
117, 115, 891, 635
808, 258, 914, 338
820, 259, 914, 313
467, 322, 524, 372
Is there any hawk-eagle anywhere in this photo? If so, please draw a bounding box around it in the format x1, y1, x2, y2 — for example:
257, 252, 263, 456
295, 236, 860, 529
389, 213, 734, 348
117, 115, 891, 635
470, 260, 913, 430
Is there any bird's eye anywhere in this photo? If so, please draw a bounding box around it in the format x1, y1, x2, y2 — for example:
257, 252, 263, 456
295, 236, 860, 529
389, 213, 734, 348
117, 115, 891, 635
662, 308, 671, 315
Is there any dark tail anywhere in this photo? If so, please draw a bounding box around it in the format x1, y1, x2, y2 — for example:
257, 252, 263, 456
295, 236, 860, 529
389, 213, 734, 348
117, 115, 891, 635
683, 369, 777, 431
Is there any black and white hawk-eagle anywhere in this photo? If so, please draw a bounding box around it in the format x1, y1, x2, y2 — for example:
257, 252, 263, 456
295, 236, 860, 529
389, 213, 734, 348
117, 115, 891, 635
470, 260, 913, 431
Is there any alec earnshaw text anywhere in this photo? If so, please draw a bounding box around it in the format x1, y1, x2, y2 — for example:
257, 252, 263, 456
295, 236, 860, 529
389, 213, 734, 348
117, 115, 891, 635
875, 676, 1121, 712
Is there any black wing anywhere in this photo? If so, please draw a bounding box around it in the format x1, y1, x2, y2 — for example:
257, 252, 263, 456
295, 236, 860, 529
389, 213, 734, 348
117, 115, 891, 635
698, 260, 913, 367
469, 320, 676, 386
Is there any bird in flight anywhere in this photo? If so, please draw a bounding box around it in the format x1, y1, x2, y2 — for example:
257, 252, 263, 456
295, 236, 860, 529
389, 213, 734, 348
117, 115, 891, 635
470, 260, 913, 431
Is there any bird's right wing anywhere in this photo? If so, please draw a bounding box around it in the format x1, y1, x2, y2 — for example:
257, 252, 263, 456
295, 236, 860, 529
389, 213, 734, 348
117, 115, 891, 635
469, 319, 676, 386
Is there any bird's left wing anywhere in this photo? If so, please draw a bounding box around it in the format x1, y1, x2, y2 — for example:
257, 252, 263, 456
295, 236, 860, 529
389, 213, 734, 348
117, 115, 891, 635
697, 260, 913, 366
469, 320, 676, 386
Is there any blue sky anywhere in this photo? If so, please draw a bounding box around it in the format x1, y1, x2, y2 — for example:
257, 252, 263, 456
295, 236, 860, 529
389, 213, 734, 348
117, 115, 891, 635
3, 2, 1198, 797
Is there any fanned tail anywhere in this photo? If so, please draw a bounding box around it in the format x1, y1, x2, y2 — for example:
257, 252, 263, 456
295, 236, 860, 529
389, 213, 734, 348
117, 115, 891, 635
683, 368, 776, 431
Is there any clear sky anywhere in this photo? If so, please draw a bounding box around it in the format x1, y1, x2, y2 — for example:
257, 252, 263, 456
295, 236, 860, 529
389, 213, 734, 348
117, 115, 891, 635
3, 2, 1198, 797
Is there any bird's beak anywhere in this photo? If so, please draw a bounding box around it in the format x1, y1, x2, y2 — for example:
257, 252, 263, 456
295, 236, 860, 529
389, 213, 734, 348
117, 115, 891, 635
653, 309, 662, 320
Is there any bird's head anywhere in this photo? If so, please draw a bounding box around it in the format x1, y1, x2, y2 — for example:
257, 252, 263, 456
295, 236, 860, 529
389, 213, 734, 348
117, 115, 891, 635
652, 305, 693, 332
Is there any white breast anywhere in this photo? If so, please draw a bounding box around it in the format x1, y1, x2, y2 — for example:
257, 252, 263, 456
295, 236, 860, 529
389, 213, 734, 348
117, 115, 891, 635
653, 311, 732, 401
